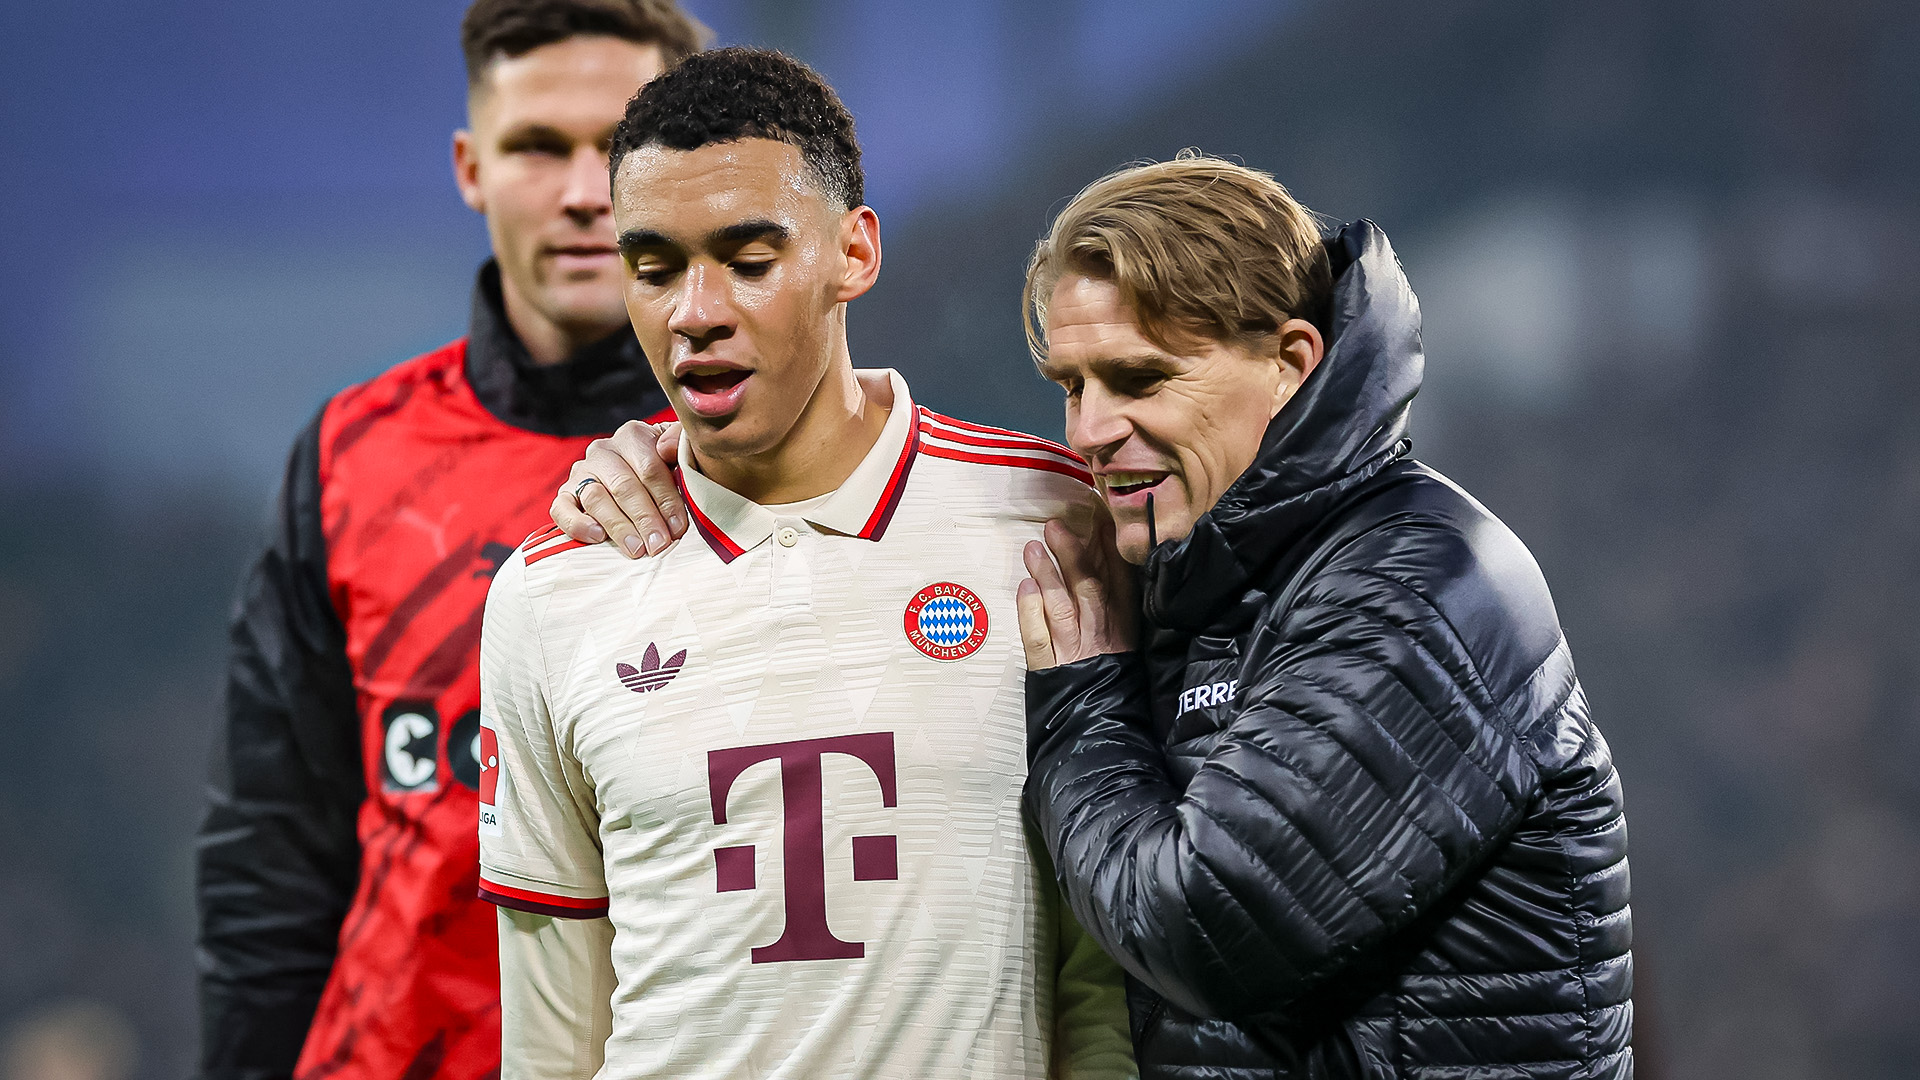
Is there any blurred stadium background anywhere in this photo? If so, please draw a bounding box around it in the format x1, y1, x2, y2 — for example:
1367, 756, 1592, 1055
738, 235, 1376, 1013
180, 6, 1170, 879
3, 1, 1917, 1077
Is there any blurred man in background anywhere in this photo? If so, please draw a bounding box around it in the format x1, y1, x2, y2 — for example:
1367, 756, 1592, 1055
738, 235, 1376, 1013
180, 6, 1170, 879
193, 3, 705, 1078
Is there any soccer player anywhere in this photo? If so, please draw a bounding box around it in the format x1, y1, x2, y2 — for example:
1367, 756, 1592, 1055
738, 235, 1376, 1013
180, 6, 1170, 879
477, 48, 1134, 1078
195, 4, 706, 1079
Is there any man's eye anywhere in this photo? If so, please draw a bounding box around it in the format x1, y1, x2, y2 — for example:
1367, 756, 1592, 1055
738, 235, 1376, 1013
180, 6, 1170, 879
732, 260, 773, 279
633, 265, 676, 286
1118, 373, 1166, 397
507, 139, 569, 157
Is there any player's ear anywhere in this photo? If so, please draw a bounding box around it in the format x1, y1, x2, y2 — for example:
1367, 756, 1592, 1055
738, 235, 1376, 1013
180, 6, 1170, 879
834, 205, 881, 304
453, 129, 485, 214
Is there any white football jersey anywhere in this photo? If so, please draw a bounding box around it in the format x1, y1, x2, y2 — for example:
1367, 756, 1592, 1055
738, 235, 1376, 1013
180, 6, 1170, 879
478, 370, 1128, 1079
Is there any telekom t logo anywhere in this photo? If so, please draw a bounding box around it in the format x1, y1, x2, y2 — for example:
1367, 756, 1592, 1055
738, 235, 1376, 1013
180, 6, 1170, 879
708, 732, 898, 964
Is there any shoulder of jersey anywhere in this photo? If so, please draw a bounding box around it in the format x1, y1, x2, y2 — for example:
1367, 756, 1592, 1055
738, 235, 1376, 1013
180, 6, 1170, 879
513, 525, 657, 601
914, 406, 1093, 489
517, 524, 609, 570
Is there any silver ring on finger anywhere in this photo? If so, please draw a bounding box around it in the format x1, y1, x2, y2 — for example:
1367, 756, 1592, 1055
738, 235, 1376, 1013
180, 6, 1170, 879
573, 476, 603, 500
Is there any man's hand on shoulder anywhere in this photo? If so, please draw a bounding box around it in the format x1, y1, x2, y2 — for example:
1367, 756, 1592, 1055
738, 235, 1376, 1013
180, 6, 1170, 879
550, 420, 690, 558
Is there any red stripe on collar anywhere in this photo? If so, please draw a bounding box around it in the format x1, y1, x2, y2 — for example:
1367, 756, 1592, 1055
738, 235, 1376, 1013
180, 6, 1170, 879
675, 469, 746, 563
856, 412, 924, 541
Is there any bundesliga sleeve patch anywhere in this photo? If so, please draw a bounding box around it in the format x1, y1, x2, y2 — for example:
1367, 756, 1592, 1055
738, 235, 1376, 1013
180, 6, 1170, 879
478, 722, 503, 836
903, 582, 989, 661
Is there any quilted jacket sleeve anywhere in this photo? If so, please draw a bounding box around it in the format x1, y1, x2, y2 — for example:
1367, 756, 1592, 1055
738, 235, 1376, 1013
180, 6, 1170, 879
1023, 557, 1542, 1022
195, 409, 364, 1080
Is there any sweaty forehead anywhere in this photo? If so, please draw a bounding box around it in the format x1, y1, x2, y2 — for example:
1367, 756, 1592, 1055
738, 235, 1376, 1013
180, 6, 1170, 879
1045, 275, 1156, 360
612, 139, 825, 235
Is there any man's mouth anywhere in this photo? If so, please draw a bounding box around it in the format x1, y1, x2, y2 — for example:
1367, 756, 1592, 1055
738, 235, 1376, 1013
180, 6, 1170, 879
676, 365, 753, 418
549, 244, 618, 266
1103, 471, 1168, 497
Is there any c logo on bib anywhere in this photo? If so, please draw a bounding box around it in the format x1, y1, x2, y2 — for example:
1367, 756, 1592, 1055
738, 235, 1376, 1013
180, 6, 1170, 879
904, 581, 989, 661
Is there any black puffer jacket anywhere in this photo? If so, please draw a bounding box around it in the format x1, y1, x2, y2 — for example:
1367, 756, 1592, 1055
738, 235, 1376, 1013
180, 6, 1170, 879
1024, 221, 1632, 1079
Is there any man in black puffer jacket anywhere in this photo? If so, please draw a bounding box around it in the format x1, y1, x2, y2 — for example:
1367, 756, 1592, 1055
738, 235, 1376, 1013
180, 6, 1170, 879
1016, 156, 1632, 1078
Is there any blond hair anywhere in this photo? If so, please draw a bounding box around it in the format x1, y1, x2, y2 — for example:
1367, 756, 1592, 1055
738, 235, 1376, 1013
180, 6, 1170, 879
1023, 151, 1332, 361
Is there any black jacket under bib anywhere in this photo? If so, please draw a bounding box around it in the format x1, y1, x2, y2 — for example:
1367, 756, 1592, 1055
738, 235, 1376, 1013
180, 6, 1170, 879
1024, 221, 1633, 1079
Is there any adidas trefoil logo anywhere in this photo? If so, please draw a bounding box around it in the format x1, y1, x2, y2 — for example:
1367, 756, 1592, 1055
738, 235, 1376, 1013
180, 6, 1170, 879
617, 643, 687, 693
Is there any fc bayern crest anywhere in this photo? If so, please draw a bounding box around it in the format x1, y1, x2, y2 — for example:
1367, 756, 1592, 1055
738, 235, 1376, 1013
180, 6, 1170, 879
904, 582, 989, 661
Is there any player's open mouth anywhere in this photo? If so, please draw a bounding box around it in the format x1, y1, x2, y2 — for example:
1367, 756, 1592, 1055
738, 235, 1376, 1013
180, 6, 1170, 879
677, 367, 752, 418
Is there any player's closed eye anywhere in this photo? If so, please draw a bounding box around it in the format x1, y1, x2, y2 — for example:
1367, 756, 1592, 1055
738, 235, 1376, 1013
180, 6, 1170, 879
632, 263, 679, 286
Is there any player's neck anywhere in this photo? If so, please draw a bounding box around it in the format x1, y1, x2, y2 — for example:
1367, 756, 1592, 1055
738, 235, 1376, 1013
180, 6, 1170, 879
694, 362, 892, 506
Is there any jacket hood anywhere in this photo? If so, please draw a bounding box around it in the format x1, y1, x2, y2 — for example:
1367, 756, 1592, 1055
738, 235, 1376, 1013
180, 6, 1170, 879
1143, 219, 1423, 632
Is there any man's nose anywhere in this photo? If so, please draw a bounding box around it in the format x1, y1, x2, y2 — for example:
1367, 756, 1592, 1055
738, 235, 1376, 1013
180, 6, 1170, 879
1069, 384, 1133, 459
560, 146, 612, 225
668, 263, 735, 346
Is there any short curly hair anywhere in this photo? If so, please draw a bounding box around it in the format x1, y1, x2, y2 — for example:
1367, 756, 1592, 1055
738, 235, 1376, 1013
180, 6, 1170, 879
462, 0, 710, 89
609, 47, 864, 211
